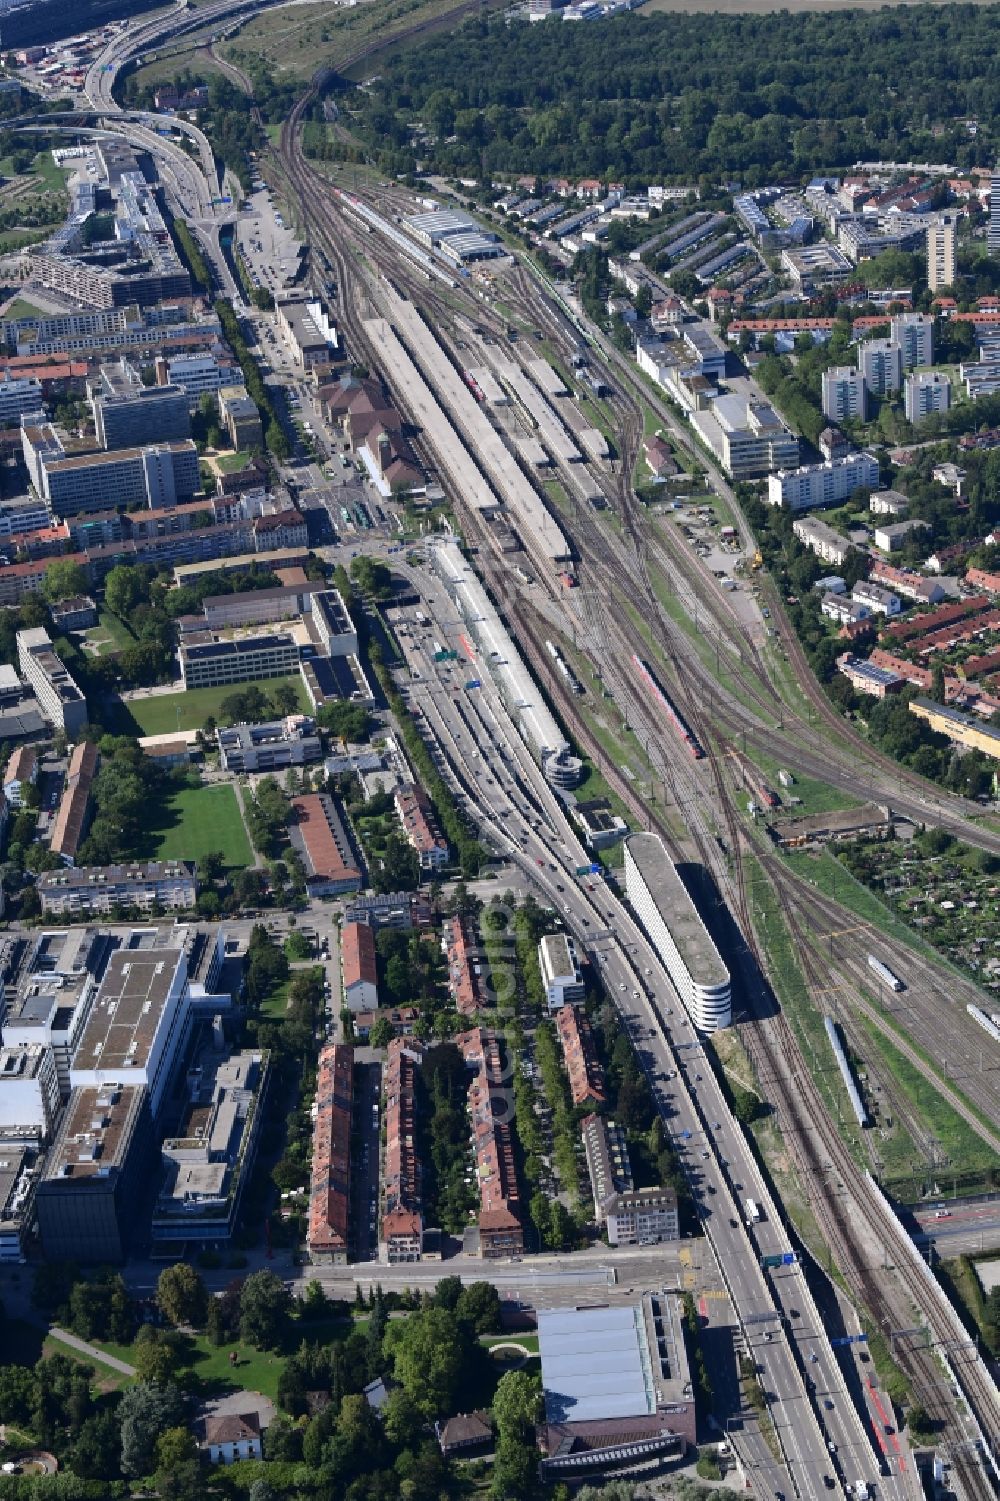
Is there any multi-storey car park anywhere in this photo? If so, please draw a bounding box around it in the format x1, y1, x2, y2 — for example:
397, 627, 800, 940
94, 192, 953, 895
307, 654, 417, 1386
623, 832, 731, 1032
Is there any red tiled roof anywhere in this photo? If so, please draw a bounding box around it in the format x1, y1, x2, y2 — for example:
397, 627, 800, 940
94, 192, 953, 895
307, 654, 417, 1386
307, 1043, 353, 1255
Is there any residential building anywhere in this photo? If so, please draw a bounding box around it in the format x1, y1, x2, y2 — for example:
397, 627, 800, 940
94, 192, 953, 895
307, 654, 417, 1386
49, 596, 98, 633
22, 420, 200, 516
0, 373, 44, 426
927, 216, 957, 292
219, 386, 262, 451
3, 743, 38, 807
436, 1414, 493, 1459
307, 1043, 353, 1264
464, 1030, 523, 1260
858, 338, 902, 397
990, 170, 1000, 255
624, 833, 731, 1032
16, 627, 88, 734
606, 1186, 679, 1247
821, 365, 867, 424
201, 1414, 264, 1467
874, 518, 931, 552
343, 891, 432, 931
869, 488, 909, 517
91, 380, 191, 450
582, 1114, 633, 1222
538, 932, 586, 1010
394, 784, 449, 871
443, 916, 482, 1016
217, 716, 321, 773
904, 370, 951, 424
837, 653, 904, 698
792, 516, 852, 566
49, 740, 98, 864
290, 793, 362, 897
767, 451, 879, 511
342, 921, 378, 1012
35, 1084, 156, 1262
821, 592, 871, 626
852, 581, 901, 616
381, 1037, 423, 1264
891, 312, 934, 370
36, 861, 197, 916
555, 1005, 605, 1107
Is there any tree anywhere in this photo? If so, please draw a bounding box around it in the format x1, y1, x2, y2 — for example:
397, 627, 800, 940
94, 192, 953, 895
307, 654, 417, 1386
239, 1269, 291, 1350
104, 564, 148, 619
196, 850, 226, 884
119, 1381, 185, 1476
132, 1325, 181, 1385
69, 1408, 122, 1481
156, 1427, 199, 1471
368, 1014, 394, 1050
491, 1369, 542, 1500
43, 559, 88, 603
456, 1280, 502, 1334
384, 1306, 472, 1418
157, 1262, 208, 1329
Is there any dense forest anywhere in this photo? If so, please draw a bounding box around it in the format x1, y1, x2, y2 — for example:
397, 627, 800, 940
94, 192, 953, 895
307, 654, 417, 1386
341, 6, 1000, 182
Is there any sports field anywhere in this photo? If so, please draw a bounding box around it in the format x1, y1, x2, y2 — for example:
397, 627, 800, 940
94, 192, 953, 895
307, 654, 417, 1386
141, 783, 253, 870
113, 676, 309, 735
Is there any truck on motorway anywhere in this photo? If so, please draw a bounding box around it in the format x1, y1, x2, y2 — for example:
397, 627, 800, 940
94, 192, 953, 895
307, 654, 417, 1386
745, 1198, 761, 1224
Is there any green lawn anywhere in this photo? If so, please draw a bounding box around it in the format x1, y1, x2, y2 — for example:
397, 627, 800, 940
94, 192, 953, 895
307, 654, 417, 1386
214, 450, 253, 473
87, 608, 137, 657
3, 296, 46, 319
111, 676, 309, 735
136, 782, 253, 870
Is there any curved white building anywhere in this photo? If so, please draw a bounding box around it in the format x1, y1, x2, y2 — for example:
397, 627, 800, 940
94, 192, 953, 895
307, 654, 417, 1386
624, 833, 731, 1032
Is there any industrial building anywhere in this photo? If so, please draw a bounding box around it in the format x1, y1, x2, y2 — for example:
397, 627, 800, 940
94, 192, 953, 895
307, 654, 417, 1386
536, 1300, 694, 1481
538, 932, 586, 1010
624, 833, 731, 1031
432, 538, 581, 787
767, 802, 893, 850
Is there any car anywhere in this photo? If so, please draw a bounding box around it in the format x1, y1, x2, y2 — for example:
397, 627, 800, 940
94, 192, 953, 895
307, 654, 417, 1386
536, 858, 544, 866
934, 1209, 950, 1219
714, 1121, 722, 1130
883, 1425, 893, 1437
695, 1072, 702, 1081
824, 1402, 834, 1412
810, 1352, 819, 1363
764, 1330, 771, 1340
729, 1217, 737, 1228
632, 990, 641, 999
702, 1151, 710, 1160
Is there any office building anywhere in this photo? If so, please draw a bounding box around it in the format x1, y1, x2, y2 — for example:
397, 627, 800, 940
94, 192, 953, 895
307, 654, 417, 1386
22, 419, 200, 516
36, 1084, 156, 1262
341, 922, 378, 1012
0, 373, 43, 426
904, 370, 951, 425
217, 716, 321, 773
927, 216, 957, 292
0, 1045, 60, 1138
891, 312, 934, 371
538, 933, 586, 1010
381, 1037, 424, 1263
766, 451, 880, 511
821, 366, 867, 424
276, 296, 339, 373
164, 353, 229, 398
16, 627, 88, 734
152, 1044, 269, 1248
858, 338, 903, 397
307, 1043, 352, 1264
201, 582, 322, 631
178, 631, 300, 689
0, 1139, 40, 1263
91, 379, 191, 450
689, 394, 799, 480
36, 861, 197, 917
606, 1186, 679, 1247
624, 833, 731, 1032
582, 1114, 633, 1222
1, 927, 112, 1095
290, 794, 362, 897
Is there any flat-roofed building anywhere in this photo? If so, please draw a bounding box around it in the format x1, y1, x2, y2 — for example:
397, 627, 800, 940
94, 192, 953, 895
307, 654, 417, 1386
341, 921, 378, 1012
821, 365, 867, 424
218, 386, 262, 451
767, 452, 879, 511
91, 381, 191, 450
381, 1037, 424, 1264
927, 216, 957, 293
606, 1186, 679, 1247
201, 583, 322, 630
310, 589, 358, 657
0, 1044, 60, 1138
16, 627, 87, 734
858, 338, 903, 397
179, 631, 301, 689
290, 793, 362, 897
394, 783, 449, 871
555, 1005, 605, 1107
307, 1043, 352, 1264
624, 833, 731, 1032
69, 944, 193, 1117
35, 1083, 156, 1262
49, 740, 98, 865
1, 927, 114, 1095
37, 861, 197, 918
904, 370, 951, 425
152, 1044, 269, 1248
217, 716, 321, 773
276, 295, 338, 374
0, 1138, 40, 1263
538, 932, 585, 1010
767, 801, 893, 850
891, 311, 934, 370
582, 1114, 632, 1223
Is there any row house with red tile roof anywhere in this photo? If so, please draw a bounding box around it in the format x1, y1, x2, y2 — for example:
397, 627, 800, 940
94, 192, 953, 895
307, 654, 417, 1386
381, 1037, 424, 1264
554, 1005, 606, 1109
443, 915, 483, 1017
307, 1044, 353, 1264
455, 1028, 523, 1260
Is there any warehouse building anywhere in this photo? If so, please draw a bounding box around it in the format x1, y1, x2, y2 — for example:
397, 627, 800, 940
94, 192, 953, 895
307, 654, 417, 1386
624, 834, 731, 1031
